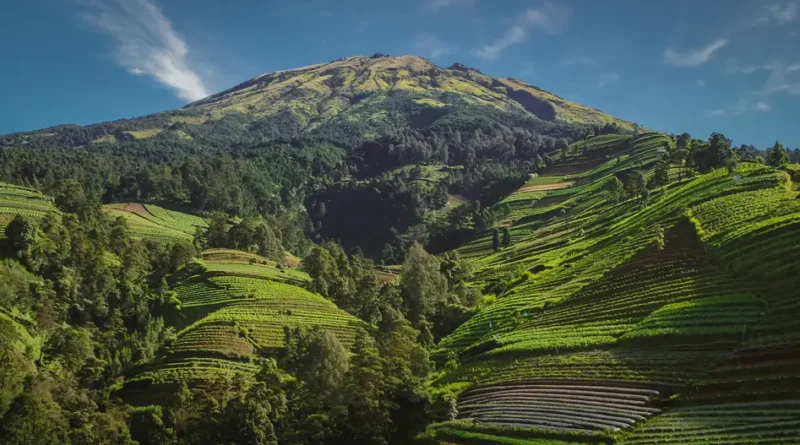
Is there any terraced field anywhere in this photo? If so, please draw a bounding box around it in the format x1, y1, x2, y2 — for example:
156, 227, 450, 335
426, 133, 800, 444
104, 202, 207, 241
0, 182, 59, 234
118, 250, 366, 403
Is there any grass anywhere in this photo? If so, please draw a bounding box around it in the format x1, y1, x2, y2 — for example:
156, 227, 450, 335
428, 132, 800, 444
0, 183, 60, 236
120, 251, 367, 400
104, 202, 207, 242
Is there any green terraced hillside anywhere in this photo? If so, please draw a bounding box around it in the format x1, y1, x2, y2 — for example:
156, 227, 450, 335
104, 202, 207, 242
117, 249, 367, 405
0, 182, 59, 234
426, 133, 800, 445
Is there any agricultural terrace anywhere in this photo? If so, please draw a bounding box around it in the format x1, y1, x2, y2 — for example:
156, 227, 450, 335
427, 132, 800, 444
104, 202, 207, 242
119, 250, 366, 402
0, 182, 59, 235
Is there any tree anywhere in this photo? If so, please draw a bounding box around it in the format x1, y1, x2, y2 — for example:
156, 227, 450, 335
653, 161, 669, 188
625, 170, 647, 198
502, 227, 511, 248
286, 328, 349, 402
341, 330, 390, 445
400, 243, 448, 324
492, 228, 500, 252
381, 243, 396, 265
672, 149, 690, 180
607, 176, 625, 203
767, 141, 789, 167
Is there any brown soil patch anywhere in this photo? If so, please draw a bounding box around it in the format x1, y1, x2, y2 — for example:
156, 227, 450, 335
123, 202, 149, 216
518, 182, 573, 193
375, 270, 398, 283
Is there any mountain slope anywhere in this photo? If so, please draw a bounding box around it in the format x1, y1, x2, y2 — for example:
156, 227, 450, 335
1, 54, 632, 150
424, 134, 800, 444
186, 54, 633, 132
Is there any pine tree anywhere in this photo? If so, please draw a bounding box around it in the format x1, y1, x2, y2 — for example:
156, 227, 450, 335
492, 229, 500, 252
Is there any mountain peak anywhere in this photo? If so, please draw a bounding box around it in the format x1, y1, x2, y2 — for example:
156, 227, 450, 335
185, 54, 633, 132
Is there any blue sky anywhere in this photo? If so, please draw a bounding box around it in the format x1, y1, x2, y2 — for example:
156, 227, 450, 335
1, 0, 798, 148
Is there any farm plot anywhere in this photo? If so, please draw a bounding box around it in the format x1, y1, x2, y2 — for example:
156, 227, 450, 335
122, 249, 366, 398
104, 202, 207, 241
0, 183, 59, 234
458, 381, 667, 434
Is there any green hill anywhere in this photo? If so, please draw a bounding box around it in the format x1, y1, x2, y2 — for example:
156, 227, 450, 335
0, 183, 59, 235
117, 249, 366, 405
424, 133, 800, 444
104, 202, 207, 242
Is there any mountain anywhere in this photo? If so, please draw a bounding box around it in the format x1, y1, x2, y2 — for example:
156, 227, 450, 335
185, 54, 634, 133
1, 54, 633, 148
0, 54, 638, 258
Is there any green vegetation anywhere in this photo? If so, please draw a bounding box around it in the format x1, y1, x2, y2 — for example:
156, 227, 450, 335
105, 202, 207, 241
425, 131, 800, 444
2, 54, 800, 445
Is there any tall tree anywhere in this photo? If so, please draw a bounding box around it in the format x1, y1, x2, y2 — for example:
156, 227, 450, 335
767, 141, 789, 167
400, 243, 448, 324
502, 227, 511, 248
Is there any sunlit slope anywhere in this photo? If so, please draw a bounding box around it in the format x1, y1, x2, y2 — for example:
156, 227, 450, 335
118, 249, 366, 405
186, 55, 634, 131
0, 182, 59, 234
428, 133, 800, 444
104, 202, 207, 242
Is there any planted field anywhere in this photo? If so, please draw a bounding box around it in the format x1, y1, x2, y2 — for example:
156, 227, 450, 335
430, 131, 800, 444
121, 250, 366, 394
458, 381, 666, 434
0, 183, 59, 234
104, 202, 207, 241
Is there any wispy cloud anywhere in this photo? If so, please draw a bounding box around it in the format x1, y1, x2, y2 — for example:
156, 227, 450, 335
664, 39, 728, 67
413, 34, 456, 59
421, 0, 475, 14
79, 0, 209, 101
475, 3, 571, 60
596, 72, 620, 89
731, 61, 777, 74
752, 2, 798, 26
759, 61, 800, 95
708, 100, 771, 117
769, 1, 799, 22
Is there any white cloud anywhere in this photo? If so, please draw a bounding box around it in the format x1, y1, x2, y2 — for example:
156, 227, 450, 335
730, 61, 777, 74
769, 2, 799, 22
413, 34, 455, 59
80, 0, 210, 101
596, 72, 620, 89
759, 61, 800, 95
421, 0, 475, 14
475, 3, 571, 60
663, 39, 728, 67
708, 99, 772, 117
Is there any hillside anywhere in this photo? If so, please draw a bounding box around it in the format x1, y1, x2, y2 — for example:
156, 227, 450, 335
117, 249, 367, 405
3, 52, 799, 445
0, 54, 641, 259
424, 133, 800, 444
